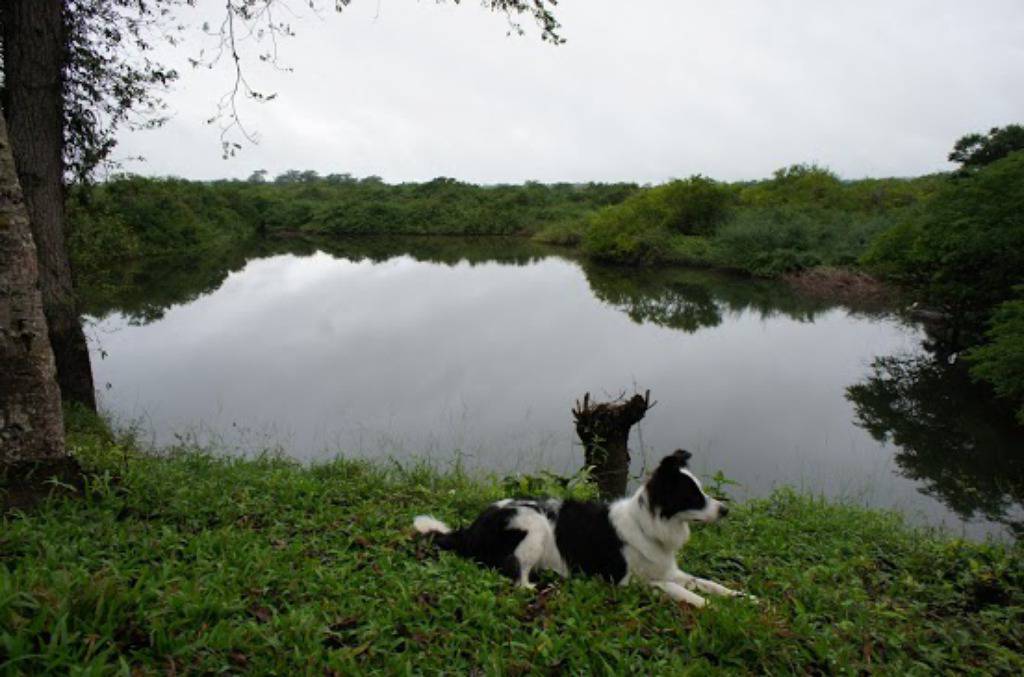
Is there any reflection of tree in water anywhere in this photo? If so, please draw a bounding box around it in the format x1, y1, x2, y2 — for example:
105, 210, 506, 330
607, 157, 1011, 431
581, 263, 863, 333
79, 236, 558, 324
847, 354, 1024, 536
80, 244, 256, 324
305, 235, 555, 268
82, 236, 899, 332
583, 265, 722, 331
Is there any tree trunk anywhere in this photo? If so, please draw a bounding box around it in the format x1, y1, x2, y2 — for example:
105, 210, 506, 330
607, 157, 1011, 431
572, 391, 653, 499
1, 0, 96, 410
0, 108, 65, 465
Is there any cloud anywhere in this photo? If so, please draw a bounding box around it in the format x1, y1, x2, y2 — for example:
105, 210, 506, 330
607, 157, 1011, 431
114, 0, 1024, 183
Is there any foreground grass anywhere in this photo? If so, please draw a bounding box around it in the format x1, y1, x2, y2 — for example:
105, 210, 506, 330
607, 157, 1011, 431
2, 425, 1023, 674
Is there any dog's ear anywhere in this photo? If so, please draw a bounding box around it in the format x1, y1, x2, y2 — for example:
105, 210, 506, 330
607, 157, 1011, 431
661, 449, 692, 467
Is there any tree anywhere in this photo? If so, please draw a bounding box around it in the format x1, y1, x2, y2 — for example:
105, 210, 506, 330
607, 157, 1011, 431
863, 149, 1024, 343
2, 0, 183, 411
0, 109, 65, 467
1, 0, 96, 409
949, 124, 1024, 174
966, 288, 1024, 424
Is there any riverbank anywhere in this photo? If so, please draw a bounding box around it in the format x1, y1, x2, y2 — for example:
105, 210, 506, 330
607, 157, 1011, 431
67, 170, 927, 333
68, 169, 938, 279
3, 415, 1021, 674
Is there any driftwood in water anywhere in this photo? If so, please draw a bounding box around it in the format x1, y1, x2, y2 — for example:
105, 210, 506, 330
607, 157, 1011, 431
572, 390, 653, 499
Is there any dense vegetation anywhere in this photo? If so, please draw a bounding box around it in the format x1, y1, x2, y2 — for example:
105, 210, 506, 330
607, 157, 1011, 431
864, 152, 1024, 334
862, 140, 1024, 421
555, 165, 941, 275
69, 166, 939, 279
966, 290, 1024, 424
2, 411, 1022, 674
67, 174, 636, 271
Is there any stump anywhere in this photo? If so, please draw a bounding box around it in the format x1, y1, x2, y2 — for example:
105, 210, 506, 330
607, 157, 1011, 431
572, 390, 653, 499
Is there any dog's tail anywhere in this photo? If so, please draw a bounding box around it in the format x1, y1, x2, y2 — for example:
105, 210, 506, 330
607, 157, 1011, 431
413, 515, 462, 551
413, 515, 451, 535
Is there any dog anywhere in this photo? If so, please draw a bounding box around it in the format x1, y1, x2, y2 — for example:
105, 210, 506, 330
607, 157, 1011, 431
413, 449, 749, 607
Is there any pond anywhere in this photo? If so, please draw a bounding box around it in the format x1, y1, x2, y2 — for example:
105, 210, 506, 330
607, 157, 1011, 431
83, 237, 1024, 540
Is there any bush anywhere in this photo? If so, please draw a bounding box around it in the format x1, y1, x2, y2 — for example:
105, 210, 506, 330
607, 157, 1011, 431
666, 235, 715, 267
967, 289, 1024, 423
714, 207, 894, 276
580, 176, 732, 264
653, 176, 734, 236
532, 219, 586, 246
581, 205, 672, 264
67, 193, 141, 280
739, 164, 845, 210
863, 150, 1024, 333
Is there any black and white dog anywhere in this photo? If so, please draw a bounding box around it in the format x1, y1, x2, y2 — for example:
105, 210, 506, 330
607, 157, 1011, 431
413, 449, 749, 607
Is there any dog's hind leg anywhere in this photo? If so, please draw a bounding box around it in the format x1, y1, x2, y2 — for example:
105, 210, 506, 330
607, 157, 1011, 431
511, 530, 545, 589
649, 580, 706, 607
509, 511, 550, 590
499, 554, 526, 587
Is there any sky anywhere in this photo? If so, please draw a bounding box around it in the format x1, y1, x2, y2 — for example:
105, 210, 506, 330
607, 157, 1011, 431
114, 0, 1024, 184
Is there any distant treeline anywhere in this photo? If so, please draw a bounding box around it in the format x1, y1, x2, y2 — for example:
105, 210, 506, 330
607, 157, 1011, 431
68, 173, 637, 266
68, 167, 940, 278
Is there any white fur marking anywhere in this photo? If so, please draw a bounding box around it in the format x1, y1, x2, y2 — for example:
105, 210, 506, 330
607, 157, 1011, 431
508, 509, 560, 587
413, 515, 451, 535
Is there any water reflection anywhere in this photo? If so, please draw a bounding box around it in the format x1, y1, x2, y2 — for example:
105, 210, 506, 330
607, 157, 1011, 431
80, 245, 256, 325
85, 235, 883, 331
80, 236, 1024, 540
80, 236, 558, 325
581, 264, 869, 333
847, 355, 1024, 537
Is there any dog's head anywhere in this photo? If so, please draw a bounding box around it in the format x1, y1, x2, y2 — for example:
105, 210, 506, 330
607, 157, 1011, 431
644, 449, 728, 523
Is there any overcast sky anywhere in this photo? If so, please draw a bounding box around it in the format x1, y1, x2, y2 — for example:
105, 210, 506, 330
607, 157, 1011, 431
115, 0, 1024, 184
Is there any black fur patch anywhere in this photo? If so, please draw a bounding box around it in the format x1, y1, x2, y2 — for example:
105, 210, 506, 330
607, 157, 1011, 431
435, 506, 526, 580
553, 500, 628, 583
645, 449, 707, 518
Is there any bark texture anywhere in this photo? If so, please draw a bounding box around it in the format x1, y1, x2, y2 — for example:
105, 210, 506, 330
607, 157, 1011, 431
1, 0, 96, 409
572, 391, 653, 499
0, 109, 66, 464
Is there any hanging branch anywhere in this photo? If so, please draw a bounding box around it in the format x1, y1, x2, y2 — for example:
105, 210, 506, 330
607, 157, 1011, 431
196, 0, 563, 158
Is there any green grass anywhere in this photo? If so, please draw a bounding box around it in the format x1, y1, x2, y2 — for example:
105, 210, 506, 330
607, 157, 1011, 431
2, 420, 1022, 674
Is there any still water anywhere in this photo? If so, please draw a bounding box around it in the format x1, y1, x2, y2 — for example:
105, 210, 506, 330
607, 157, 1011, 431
84, 238, 1024, 540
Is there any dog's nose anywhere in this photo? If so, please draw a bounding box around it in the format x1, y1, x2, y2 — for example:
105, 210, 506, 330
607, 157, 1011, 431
719, 503, 730, 518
